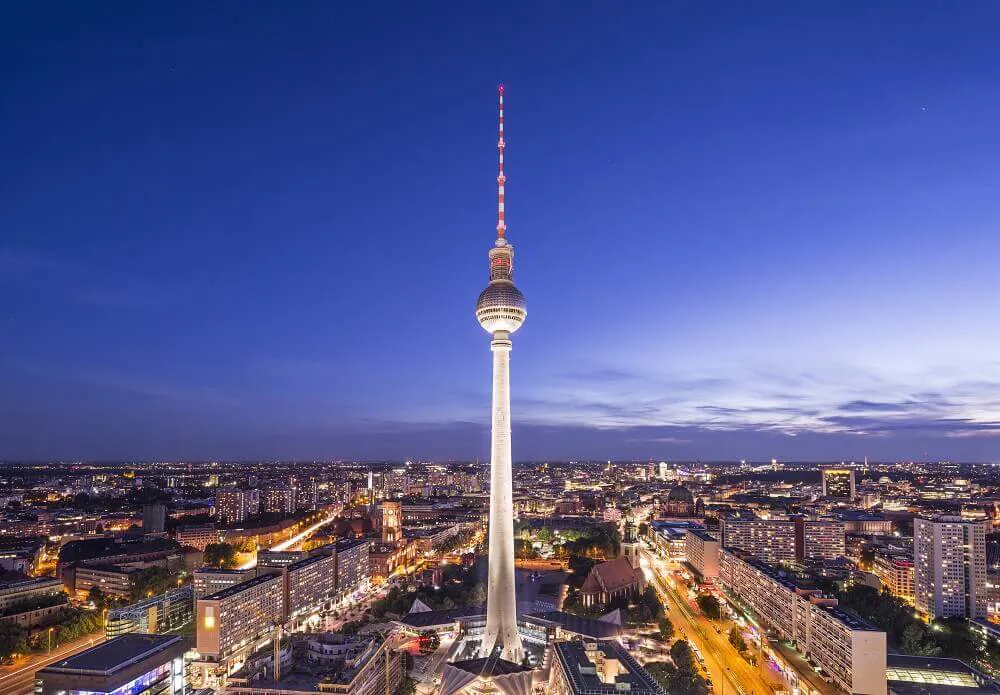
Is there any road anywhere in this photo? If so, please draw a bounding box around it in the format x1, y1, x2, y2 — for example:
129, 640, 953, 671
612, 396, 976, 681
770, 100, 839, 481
641, 547, 783, 695
0, 633, 105, 695
239, 510, 340, 569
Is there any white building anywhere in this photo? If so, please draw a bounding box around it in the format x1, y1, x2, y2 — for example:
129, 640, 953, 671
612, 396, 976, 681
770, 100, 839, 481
719, 548, 886, 695
914, 515, 987, 619
720, 518, 796, 564
685, 529, 720, 581
798, 519, 846, 562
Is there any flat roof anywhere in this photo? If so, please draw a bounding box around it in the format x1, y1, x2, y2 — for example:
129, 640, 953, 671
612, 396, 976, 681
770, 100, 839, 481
552, 640, 663, 694
40, 634, 183, 675
202, 572, 280, 601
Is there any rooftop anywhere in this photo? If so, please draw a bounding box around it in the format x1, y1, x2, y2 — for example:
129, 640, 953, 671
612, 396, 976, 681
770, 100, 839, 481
552, 640, 663, 694
40, 634, 183, 675
202, 572, 280, 601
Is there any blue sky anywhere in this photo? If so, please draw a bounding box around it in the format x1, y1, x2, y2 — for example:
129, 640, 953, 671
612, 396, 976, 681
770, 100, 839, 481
3, 2, 1000, 461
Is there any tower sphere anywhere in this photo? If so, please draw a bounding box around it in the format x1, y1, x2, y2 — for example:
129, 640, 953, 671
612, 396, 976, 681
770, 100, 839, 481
476, 280, 526, 334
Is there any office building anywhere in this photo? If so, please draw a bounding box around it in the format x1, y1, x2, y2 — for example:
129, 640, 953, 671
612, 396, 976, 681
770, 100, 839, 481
795, 519, 846, 562
35, 633, 186, 695
685, 529, 720, 581
142, 504, 166, 534
720, 518, 796, 564
720, 548, 886, 695
0, 574, 62, 613
106, 586, 194, 638
914, 515, 988, 619
193, 567, 256, 598
475, 83, 526, 663
548, 640, 665, 695
821, 468, 856, 500
873, 552, 915, 603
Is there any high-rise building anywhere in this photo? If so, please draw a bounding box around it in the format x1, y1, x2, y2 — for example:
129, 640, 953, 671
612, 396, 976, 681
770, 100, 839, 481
794, 518, 846, 561
475, 84, 526, 663
821, 468, 856, 500
685, 529, 720, 581
215, 488, 257, 524
873, 552, 915, 604
720, 518, 796, 564
334, 538, 370, 600
914, 515, 987, 619
261, 487, 295, 515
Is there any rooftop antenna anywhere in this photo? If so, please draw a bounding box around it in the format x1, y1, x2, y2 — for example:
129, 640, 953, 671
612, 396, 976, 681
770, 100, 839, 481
497, 83, 506, 240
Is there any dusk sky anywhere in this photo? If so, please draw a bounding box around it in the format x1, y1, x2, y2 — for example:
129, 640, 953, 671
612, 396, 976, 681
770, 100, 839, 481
4, 3, 1000, 461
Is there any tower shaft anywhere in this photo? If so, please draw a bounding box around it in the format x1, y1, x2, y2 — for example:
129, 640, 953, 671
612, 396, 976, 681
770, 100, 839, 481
481, 333, 523, 662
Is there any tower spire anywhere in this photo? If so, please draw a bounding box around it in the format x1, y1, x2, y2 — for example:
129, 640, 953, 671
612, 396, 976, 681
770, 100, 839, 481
497, 83, 506, 240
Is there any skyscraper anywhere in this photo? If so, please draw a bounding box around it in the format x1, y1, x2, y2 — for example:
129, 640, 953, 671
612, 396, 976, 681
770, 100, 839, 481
476, 84, 526, 663
914, 515, 987, 619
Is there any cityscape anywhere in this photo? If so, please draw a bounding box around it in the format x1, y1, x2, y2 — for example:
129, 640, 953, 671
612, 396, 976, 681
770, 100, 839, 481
4, 5, 1000, 695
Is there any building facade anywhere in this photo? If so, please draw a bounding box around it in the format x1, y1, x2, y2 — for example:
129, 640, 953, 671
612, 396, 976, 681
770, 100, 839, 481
685, 529, 720, 581
914, 515, 988, 619
720, 518, 796, 564
719, 548, 886, 695
821, 468, 855, 500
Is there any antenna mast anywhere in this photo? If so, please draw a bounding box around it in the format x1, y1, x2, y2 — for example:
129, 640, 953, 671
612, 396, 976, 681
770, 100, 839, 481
497, 83, 506, 239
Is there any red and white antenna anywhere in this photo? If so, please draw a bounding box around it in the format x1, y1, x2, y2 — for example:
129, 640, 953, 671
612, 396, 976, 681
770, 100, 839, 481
497, 83, 506, 240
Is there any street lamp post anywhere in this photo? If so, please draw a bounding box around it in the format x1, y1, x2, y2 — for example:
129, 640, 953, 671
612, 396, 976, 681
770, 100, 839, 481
47, 627, 54, 654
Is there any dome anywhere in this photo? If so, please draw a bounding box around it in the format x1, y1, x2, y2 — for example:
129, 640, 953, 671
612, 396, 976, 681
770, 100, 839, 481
667, 485, 694, 502
476, 281, 527, 334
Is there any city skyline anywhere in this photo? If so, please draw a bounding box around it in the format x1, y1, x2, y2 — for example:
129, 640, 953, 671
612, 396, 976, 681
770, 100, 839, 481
6, 3, 1000, 461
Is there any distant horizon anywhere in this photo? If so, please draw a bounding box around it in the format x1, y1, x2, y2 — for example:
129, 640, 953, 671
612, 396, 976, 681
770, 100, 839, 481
5, 4, 1000, 460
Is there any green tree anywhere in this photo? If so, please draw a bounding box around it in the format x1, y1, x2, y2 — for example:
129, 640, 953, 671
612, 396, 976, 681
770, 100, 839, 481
670, 639, 696, 672
728, 626, 748, 653
658, 616, 675, 641
204, 543, 239, 568
696, 594, 722, 620
901, 623, 942, 657
87, 586, 105, 608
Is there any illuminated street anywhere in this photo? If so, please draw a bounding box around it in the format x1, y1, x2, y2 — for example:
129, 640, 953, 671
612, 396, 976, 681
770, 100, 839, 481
640, 546, 785, 695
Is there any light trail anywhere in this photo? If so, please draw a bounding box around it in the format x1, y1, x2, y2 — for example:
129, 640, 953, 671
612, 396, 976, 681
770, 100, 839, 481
238, 511, 339, 570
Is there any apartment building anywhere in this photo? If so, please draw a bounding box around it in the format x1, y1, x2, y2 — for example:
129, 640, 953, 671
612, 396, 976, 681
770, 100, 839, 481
334, 538, 370, 600
795, 519, 846, 562
193, 567, 256, 599
285, 552, 335, 621
719, 548, 886, 695
915, 515, 988, 619
215, 488, 259, 525
685, 529, 720, 581
195, 573, 283, 671
873, 552, 915, 603
720, 518, 796, 564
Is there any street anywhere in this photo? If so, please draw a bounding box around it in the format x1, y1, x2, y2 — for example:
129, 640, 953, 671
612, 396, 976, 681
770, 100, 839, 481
640, 546, 785, 695
0, 633, 106, 695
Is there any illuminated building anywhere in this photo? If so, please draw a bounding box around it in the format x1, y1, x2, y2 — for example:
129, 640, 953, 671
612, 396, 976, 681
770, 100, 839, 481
193, 567, 256, 598
381, 500, 402, 543
685, 528, 720, 581
284, 552, 335, 622
333, 538, 370, 599
914, 515, 987, 619
821, 468, 856, 500
795, 518, 846, 561
476, 83, 526, 663
36, 633, 187, 695
215, 488, 259, 524
106, 585, 194, 639
261, 487, 295, 515
548, 640, 664, 695
873, 552, 915, 603
720, 517, 796, 563
719, 548, 886, 695
175, 524, 221, 551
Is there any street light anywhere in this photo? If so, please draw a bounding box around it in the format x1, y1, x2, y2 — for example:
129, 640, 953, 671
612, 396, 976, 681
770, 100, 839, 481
47, 627, 54, 653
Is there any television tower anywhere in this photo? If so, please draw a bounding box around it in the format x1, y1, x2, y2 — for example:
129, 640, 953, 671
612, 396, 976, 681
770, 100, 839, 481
476, 83, 526, 663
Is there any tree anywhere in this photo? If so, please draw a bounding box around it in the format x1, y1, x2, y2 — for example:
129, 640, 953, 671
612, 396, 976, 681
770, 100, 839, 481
728, 626, 748, 653
696, 594, 722, 620
670, 639, 696, 672
658, 616, 675, 641
901, 623, 942, 657
87, 587, 106, 608
204, 543, 239, 568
